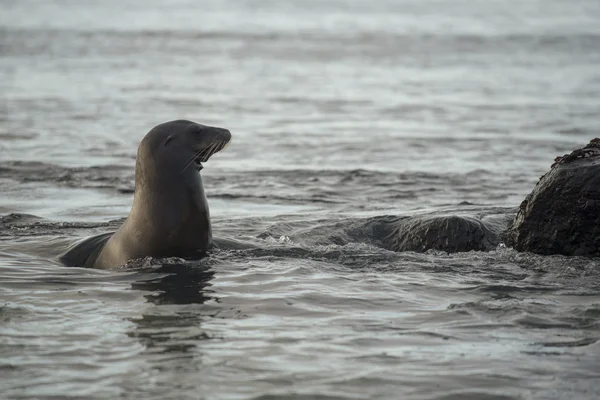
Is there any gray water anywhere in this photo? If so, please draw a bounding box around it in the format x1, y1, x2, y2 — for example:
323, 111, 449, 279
1, 1, 600, 399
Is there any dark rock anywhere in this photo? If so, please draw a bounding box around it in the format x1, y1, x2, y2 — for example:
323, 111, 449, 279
506, 138, 600, 257
265, 210, 512, 254
0, 213, 43, 226
377, 214, 503, 253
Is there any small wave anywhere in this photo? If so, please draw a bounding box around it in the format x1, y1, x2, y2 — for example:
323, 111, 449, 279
537, 338, 597, 348
0, 161, 132, 192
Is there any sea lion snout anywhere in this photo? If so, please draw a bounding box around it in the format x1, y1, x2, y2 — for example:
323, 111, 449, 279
190, 124, 230, 140
209, 126, 232, 143
193, 125, 231, 163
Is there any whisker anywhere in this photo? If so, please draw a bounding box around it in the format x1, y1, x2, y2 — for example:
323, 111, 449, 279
206, 142, 220, 159
181, 151, 199, 169
202, 142, 217, 157
211, 140, 228, 156
201, 142, 219, 158
180, 150, 202, 174
180, 140, 230, 174
204, 142, 219, 160
214, 140, 226, 154
198, 144, 213, 159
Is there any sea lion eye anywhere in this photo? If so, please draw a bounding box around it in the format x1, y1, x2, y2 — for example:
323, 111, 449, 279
194, 127, 204, 135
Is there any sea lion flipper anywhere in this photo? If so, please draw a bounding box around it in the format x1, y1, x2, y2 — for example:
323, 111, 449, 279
60, 232, 114, 268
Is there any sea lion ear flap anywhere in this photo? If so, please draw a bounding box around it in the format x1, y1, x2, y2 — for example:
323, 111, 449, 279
164, 135, 173, 146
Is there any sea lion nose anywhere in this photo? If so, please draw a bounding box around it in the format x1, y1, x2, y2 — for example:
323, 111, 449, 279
218, 128, 232, 143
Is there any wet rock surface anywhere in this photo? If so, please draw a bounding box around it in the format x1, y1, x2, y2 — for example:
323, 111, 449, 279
507, 138, 600, 257
258, 207, 514, 254
380, 214, 505, 253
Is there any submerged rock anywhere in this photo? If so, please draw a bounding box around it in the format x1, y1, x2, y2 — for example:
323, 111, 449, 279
380, 214, 503, 253
0, 213, 43, 226
348, 211, 511, 253
506, 138, 600, 257
259, 208, 512, 254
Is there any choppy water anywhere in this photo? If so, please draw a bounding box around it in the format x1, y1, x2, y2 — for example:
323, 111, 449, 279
1, 0, 600, 399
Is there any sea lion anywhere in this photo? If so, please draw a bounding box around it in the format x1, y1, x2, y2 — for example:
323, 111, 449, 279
61, 120, 231, 269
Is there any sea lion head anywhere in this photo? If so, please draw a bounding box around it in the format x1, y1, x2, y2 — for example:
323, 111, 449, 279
137, 120, 231, 178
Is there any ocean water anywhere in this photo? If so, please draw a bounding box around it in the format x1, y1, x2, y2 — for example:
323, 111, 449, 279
1, 0, 600, 399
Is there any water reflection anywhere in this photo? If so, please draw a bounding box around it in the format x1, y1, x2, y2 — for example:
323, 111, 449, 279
132, 262, 216, 306
129, 262, 217, 355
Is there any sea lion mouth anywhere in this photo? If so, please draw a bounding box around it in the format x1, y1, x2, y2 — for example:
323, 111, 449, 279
194, 139, 230, 166
182, 140, 230, 174
179, 126, 232, 174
